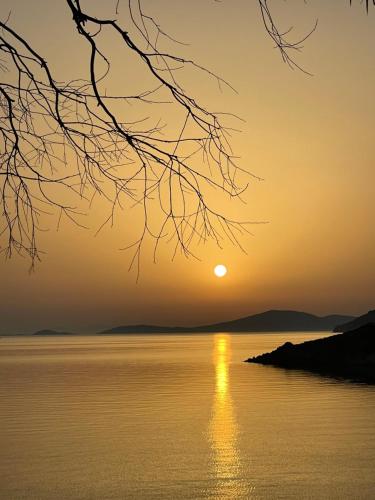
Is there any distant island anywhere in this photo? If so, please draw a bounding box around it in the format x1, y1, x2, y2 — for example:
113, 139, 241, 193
246, 323, 375, 383
100, 310, 354, 334
33, 329, 74, 336
333, 310, 375, 332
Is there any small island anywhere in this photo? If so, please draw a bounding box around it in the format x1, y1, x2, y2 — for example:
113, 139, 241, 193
33, 329, 74, 336
245, 324, 375, 383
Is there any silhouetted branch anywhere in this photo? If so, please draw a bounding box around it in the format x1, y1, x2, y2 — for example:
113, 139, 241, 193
258, 0, 374, 73
3, 1, 369, 273
258, 0, 317, 75
350, 0, 375, 12
0, 0, 250, 273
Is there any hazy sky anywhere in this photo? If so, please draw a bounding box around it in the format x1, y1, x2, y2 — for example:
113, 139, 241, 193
1, 1, 374, 334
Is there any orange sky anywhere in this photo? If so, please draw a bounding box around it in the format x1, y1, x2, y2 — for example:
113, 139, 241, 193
1, 1, 374, 334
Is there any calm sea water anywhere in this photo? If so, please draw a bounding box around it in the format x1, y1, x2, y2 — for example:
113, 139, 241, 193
1, 333, 375, 499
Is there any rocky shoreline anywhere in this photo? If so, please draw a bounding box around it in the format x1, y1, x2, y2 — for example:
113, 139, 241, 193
246, 324, 375, 383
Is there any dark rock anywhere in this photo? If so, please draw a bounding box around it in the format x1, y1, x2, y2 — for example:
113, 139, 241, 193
245, 324, 375, 383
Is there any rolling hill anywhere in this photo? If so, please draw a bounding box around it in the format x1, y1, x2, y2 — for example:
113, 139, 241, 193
100, 310, 354, 334
333, 310, 375, 332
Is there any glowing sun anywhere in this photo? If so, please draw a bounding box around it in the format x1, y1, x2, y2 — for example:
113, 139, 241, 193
214, 264, 227, 278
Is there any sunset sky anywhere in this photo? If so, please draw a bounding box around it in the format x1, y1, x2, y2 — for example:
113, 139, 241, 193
1, 0, 374, 334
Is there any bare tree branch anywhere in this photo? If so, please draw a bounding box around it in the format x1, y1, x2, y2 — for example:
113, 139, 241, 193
258, 1, 374, 73
0, 0, 252, 274
2, 1, 370, 274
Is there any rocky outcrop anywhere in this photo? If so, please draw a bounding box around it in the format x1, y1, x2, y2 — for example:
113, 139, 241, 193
245, 324, 375, 383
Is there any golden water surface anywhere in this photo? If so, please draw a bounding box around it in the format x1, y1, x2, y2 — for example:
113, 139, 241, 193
1, 332, 375, 499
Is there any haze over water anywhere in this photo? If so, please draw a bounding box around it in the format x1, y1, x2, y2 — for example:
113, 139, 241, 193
1, 333, 375, 499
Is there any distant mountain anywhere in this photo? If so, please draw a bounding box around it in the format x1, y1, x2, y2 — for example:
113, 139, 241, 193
196, 310, 354, 332
100, 310, 354, 334
99, 325, 190, 334
246, 324, 375, 383
333, 310, 375, 332
33, 329, 73, 336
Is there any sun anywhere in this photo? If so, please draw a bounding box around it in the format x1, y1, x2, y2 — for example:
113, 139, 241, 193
214, 264, 227, 278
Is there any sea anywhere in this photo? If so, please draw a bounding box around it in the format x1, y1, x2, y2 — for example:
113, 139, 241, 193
1, 332, 374, 499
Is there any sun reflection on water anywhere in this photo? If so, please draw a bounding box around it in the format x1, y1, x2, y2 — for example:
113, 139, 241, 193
209, 334, 252, 499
